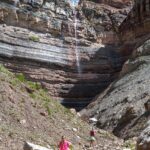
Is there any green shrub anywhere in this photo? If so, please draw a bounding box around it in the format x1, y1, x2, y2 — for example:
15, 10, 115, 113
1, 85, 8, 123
44, 102, 52, 116
16, 73, 26, 82
10, 79, 18, 86
29, 93, 36, 99
0, 64, 11, 75
29, 35, 40, 42
124, 140, 136, 150
27, 81, 42, 90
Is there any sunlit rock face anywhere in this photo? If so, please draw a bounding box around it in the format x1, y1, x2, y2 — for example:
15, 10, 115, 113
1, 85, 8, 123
0, 0, 132, 110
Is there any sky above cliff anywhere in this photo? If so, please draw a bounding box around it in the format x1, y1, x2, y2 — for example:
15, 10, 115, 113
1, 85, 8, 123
70, 0, 79, 5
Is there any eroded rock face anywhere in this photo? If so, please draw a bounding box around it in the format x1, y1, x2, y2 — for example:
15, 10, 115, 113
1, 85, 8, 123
0, 0, 132, 110
81, 39, 150, 138
136, 121, 150, 150
80, 0, 132, 9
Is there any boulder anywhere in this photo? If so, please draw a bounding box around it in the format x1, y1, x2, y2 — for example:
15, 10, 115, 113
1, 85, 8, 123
21, 0, 44, 8
136, 121, 150, 150
24, 142, 53, 150
144, 99, 150, 112
30, 0, 44, 8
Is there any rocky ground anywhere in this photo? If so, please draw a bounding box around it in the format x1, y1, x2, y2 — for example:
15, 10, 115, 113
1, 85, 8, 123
0, 64, 130, 150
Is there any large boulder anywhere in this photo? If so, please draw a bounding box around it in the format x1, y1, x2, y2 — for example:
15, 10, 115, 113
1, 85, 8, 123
28, 0, 44, 8
24, 142, 53, 150
136, 121, 150, 150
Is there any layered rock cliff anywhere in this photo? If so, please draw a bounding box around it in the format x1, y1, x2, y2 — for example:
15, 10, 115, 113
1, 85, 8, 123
0, 0, 132, 110
81, 0, 150, 139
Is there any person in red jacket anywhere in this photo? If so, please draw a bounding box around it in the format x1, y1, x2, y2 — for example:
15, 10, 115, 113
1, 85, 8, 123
58, 136, 72, 150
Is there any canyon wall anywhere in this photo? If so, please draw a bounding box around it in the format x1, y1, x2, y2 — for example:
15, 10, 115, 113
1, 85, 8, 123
81, 0, 150, 138
0, 0, 132, 110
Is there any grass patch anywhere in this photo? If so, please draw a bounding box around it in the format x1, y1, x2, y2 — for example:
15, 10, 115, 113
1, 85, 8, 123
64, 107, 71, 114
10, 73, 26, 86
10, 79, 18, 86
16, 73, 26, 82
27, 81, 42, 90
29, 93, 36, 99
0, 64, 12, 75
124, 140, 136, 150
44, 102, 52, 116
29, 35, 40, 42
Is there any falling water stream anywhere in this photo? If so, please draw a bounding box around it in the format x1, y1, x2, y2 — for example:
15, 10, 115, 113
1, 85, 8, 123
13, 0, 82, 74
71, 0, 82, 74
14, 0, 19, 6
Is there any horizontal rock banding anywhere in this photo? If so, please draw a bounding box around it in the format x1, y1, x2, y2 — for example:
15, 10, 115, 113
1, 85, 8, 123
0, 0, 130, 110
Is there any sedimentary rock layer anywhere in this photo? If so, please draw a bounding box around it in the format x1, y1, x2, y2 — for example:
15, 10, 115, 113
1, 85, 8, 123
0, 0, 131, 110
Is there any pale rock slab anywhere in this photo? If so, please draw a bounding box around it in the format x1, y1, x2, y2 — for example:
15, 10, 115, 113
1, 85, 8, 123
24, 142, 53, 150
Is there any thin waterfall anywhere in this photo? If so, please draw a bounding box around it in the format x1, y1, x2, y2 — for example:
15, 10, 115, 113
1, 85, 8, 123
14, 0, 19, 6
73, 9, 82, 74
71, 0, 82, 74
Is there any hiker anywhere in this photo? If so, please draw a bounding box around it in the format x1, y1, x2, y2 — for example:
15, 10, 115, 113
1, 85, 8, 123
89, 127, 96, 147
58, 136, 72, 150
